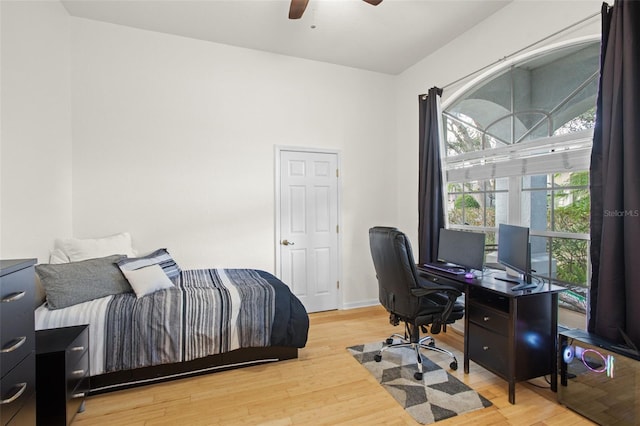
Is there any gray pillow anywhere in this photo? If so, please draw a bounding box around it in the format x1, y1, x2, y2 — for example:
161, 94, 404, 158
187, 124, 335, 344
35, 255, 132, 309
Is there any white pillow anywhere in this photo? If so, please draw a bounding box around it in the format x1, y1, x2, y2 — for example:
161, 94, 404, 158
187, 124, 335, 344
121, 264, 174, 298
55, 232, 135, 262
49, 248, 70, 264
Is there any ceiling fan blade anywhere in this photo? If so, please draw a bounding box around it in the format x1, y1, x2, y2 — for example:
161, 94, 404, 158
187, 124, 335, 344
362, 0, 383, 5
289, 0, 310, 19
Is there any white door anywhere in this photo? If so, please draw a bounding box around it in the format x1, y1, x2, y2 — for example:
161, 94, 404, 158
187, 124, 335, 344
278, 150, 339, 313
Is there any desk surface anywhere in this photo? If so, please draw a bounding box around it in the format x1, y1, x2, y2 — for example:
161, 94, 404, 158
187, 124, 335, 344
417, 264, 566, 298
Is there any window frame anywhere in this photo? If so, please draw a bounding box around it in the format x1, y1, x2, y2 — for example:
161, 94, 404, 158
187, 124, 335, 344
439, 37, 598, 317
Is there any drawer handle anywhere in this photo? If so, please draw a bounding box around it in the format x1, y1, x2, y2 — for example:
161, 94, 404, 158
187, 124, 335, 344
1, 336, 27, 353
72, 369, 86, 376
483, 316, 490, 322
1, 291, 25, 303
72, 392, 86, 399
0, 382, 27, 405
483, 346, 490, 351
70, 346, 85, 352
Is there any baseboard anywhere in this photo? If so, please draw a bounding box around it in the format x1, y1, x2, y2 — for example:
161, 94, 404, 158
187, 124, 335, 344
341, 299, 379, 310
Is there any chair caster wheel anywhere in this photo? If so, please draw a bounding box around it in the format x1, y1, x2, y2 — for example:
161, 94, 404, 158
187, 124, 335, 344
450, 361, 458, 370
414, 372, 423, 380
386, 338, 394, 344
374, 354, 382, 362
428, 341, 435, 347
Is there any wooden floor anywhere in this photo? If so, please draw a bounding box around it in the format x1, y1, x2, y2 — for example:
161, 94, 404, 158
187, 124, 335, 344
74, 305, 595, 425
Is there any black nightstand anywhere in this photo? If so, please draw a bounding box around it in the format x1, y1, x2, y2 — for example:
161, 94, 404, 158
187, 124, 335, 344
35, 325, 89, 426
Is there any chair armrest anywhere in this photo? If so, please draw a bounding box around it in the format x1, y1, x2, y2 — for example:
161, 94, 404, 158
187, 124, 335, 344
411, 285, 462, 334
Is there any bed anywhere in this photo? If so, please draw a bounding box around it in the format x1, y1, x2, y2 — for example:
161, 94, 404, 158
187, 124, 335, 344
34, 235, 309, 394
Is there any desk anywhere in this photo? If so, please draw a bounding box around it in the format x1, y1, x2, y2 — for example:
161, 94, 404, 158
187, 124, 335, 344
418, 266, 565, 404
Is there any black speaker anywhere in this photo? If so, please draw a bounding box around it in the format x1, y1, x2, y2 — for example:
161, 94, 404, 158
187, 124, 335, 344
558, 329, 639, 425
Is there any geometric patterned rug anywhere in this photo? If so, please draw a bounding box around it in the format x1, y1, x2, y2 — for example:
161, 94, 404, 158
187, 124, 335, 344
347, 341, 492, 424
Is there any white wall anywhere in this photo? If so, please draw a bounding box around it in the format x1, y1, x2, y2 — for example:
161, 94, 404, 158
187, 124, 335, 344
393, 0, 603, 246
0, 0, 72, 263
69, 18, 396, 307
0, 0, 605, 308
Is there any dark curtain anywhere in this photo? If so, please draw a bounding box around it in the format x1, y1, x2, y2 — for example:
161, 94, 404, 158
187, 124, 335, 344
589, 0, 640, 348
418, 87, 445, 265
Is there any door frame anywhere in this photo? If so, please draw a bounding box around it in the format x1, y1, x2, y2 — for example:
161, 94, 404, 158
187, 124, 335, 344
274, 145, 343, 310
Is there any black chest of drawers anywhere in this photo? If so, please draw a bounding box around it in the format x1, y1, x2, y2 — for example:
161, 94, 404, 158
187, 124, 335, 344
36, 326, 89, 426
1, 259, 37, 426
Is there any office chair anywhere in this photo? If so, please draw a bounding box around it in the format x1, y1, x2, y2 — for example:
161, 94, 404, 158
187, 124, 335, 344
369, 226, 464, 380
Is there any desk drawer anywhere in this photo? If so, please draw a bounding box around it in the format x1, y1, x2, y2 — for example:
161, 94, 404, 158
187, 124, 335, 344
468, 323, 508, 378
468, 302, 509, 336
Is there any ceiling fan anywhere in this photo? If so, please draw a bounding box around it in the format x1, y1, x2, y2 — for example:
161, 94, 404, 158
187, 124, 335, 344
289, 0, 383, 20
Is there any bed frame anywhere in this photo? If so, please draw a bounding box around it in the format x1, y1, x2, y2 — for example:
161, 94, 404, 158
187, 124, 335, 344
89, 346, 298, 394
34, 270, 304, 395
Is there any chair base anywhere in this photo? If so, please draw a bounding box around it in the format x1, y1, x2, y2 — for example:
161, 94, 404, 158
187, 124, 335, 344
374, 333, 458, 380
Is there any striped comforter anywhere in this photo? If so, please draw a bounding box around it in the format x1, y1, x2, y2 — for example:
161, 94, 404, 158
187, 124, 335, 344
35, 269, 309, 376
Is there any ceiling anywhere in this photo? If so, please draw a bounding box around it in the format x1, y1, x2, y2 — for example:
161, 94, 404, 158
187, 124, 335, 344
61, 0, 512, 75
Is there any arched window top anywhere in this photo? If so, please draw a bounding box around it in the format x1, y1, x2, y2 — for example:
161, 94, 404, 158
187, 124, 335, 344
443, 40, 599, 157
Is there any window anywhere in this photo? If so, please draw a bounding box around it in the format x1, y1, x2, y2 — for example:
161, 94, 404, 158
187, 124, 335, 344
442, 40, 599, 323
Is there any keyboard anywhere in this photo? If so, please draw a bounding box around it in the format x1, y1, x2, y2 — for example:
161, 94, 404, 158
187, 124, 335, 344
422, 263, 467, 275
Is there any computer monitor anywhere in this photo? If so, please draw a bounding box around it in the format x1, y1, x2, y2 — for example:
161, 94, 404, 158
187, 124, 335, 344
437, 228, 486, 273
497, 223, 531, 283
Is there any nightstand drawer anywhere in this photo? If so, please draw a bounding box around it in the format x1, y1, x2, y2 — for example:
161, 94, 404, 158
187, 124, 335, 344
67, 351, 89, 397
66, 376, 88, 423
65, 328, 89, 371
0, 352, 36, 425
468, 302, 509, 336
468, 323, 508, 377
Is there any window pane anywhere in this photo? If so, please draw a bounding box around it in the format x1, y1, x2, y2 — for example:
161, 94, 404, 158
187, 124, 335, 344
553, 171, 589, 187
531, 235, 551, 276
522, 174, 549, 189
512, 112, 552, 142
447, 179, 507, 227
522, 172, 589, 233
554, 106, 596, 136
553, 191, 590, 234
447, 193, 464, 225
522, 176, 550, 231
530, 236, 588, 313
444, 115, 485, 156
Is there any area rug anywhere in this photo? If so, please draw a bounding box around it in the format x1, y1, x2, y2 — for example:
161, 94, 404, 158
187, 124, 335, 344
347, 341, 492, 424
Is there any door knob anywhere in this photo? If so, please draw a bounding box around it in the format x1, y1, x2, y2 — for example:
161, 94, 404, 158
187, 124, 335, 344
281, 239, 295, 246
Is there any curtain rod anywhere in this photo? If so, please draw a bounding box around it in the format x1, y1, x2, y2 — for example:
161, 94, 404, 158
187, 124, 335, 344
438, 10, 601, 92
